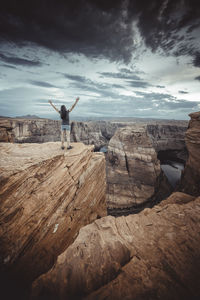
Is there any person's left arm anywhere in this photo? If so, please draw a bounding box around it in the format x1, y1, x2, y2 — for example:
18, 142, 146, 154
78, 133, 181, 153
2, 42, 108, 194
69, 97, 79, 112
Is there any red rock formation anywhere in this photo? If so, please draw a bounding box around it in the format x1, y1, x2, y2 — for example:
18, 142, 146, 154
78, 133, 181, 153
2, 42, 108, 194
0, 142, 106, 297
31, 192, 200, 300
179, 111, 200, 196
106, 125, 171, 210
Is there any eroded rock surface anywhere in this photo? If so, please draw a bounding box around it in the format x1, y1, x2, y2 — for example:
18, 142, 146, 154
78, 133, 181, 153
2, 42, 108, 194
70, 121, 125, 150
0, 142, 106, 292
31, 192, 200, 300
178, 111, 200, 196
0, 117, 61, 143
106, 122, 187, 210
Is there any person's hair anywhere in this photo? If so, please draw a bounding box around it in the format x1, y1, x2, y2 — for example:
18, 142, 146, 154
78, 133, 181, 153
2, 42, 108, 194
60, 105, 67, 119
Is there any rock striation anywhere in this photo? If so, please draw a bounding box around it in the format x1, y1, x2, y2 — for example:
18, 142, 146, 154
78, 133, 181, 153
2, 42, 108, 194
0, 142, 106, 297
178, 111, 200, 196
106, 123, 187, 210
31, 192, 200, 300
0, 117, 61, 143
107, 125, 162, 209
70, 121, 125, 150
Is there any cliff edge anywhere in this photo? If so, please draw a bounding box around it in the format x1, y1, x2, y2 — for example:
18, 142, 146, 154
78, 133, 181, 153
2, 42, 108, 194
0, 142, 106, 297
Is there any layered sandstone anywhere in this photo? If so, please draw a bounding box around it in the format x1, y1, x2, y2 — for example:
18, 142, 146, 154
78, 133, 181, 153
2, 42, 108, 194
178, 111, 200, 196
106, 123, 187, 210
0, 142, 106, 293
31, 192, 200, 300
106, 125, 171, 209
70, 121, 124, 150
0, 117, 61, 143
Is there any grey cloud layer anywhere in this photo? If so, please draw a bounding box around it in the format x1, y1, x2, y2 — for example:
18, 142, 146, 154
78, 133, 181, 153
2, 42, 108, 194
0, 0, 199, 65
0, 53, 42, 67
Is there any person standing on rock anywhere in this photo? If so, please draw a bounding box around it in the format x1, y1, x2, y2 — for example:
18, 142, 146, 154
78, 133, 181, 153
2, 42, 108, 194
48, 97, 79, 150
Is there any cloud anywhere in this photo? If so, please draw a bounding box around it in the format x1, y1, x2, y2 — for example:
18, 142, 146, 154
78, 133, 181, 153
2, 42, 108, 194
195, 75, 200, 81
0, 0, 199, 64
29, 80, 57, 88
178, 90, 188, 94
193, 52, 200, 67
127, 80, 151, 88
0, 53, 42, 67
99, 71, 141, 80
156, 85, 165, 88
0, 63, 18, 70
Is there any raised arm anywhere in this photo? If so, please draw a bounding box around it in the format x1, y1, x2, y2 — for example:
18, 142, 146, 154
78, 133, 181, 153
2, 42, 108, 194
48, 100, 59, 113
69, 97, 79, 112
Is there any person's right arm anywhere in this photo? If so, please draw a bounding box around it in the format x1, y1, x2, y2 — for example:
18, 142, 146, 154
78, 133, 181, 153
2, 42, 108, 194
48, 100, 59, 113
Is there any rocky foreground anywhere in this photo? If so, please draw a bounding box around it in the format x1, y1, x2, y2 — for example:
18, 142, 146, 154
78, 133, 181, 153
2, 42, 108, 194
31, 192, 200, 300
0, 142, 106, 298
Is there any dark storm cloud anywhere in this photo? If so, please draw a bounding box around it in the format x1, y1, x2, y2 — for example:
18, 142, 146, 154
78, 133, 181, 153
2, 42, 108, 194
0, 0, 199, 63
179, 90, 188, 94
0, 53, 42, 67
29, 80, 57, 88
195, 76, 200, 81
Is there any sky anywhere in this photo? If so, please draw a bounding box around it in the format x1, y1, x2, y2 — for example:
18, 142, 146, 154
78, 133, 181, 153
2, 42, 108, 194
0, 0, 200, 120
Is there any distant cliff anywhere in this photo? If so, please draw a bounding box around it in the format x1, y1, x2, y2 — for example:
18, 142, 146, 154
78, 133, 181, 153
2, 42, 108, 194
0, 142, 106, 298
0, 117, 61, 143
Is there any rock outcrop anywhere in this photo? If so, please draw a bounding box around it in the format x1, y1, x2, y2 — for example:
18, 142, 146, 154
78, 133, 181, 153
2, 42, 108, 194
70, 121, 125, 150
0, 117, 61, 143
106, 123, 187, 210
178, 111, 200, 196
31, 192, 200, 300
107, 125, 163, 209
0, 142, 106, 297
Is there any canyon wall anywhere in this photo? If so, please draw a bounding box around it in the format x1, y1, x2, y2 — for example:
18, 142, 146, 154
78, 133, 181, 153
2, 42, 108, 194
0, 117, 61, 143
31, 192, 200, 300
0, 142, 106, 298
106, 123, 187, 210
178, 111, 200, 196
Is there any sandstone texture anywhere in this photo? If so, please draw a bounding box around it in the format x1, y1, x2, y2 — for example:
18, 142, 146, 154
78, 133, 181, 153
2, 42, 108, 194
0, 117, 61, 143
178, 111, 200, 196
31, 192, 200, 300
107, 125, 162, 209
0, 142, 106, 289
106, 122, 187, 210
70, 121, 125, 150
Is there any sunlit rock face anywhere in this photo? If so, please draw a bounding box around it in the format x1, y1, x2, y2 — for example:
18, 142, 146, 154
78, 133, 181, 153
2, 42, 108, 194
106, 125, 162, 209
106, 123, 187, 210
178, 111, 200, 196
0, 117, 61, 143
31, 192, 200, 300
0, 142, 106, 297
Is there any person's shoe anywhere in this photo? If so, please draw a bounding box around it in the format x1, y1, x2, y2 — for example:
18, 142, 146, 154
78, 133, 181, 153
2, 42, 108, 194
67, 145, 73, 150
61, 146, 65, 150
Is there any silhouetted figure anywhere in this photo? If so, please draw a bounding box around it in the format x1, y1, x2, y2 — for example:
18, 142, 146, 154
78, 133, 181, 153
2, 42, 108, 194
48, 97, 79, 149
